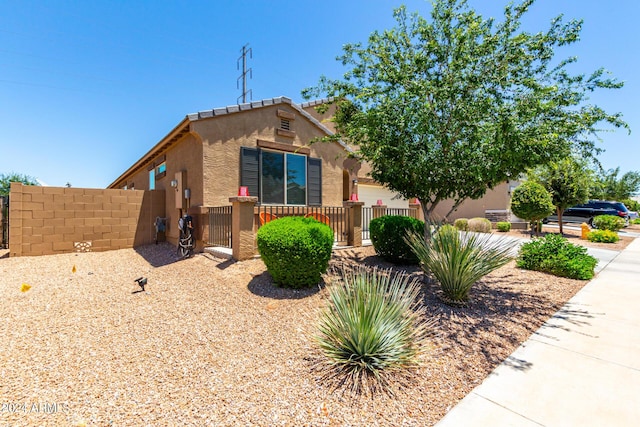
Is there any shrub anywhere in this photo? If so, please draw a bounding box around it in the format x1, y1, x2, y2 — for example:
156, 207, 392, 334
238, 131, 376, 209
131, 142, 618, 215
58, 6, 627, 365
369, 215, 424, 264
256, 216, 333, 288
586, 230, 619, 243
592, 215, 625, 231
510, 182, 554, 236
516, 234, 597, 280
496, 221, 511, 232
314, 265, 432, 394
632, 218, 640, 225
406, 227, 517, 304
468, 217, 492, 233
453, 218, 468, 231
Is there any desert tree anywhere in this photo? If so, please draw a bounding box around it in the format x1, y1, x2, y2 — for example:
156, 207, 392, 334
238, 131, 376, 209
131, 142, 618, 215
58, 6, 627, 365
528, 157, 594, 234
0, 172, 39, 196
303, 0, 627, 233
591, 167, 640, 201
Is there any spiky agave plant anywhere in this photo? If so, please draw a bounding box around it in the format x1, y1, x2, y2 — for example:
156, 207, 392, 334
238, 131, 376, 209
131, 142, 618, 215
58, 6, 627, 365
314, 264, 433, 395
406, 226, 517, 305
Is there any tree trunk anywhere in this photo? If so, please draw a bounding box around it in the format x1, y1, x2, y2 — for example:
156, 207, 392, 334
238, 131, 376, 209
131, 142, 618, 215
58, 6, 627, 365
557, 207, 564, 235
421, 203, 433, 241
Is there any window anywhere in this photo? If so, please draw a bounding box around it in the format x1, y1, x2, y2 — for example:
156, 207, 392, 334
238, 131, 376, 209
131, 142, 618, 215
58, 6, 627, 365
240, 147, 322, 206
156, 162, 166, 178
149, 169, 155, 190
261, 151, 306, 204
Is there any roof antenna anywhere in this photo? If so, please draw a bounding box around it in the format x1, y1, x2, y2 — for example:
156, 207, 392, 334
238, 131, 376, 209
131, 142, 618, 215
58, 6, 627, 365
237, 43, 253, 104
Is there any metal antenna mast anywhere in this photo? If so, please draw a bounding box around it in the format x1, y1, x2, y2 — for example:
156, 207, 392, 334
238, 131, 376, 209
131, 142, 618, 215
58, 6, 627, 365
237, 44, 252, 104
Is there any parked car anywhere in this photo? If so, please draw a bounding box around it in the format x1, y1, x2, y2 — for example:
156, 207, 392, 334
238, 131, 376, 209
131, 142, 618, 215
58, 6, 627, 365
629, 211, 639, 220
544, 200, 630, 227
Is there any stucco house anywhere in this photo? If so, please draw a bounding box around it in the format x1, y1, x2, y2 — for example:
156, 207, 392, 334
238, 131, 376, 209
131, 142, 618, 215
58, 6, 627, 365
109, 96, 370, 248
108, 96, 518, 251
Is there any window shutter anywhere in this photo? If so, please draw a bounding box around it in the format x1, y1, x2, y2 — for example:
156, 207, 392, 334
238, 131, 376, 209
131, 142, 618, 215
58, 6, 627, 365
240, 147, 260, 202
307, 157, 322, 206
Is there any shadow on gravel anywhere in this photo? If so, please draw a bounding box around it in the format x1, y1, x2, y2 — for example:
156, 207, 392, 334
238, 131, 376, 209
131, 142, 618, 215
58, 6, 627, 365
247, 272, 325, 300
331, 249, 422, 275
416, 271, 572, 369
134, 243, 182, 268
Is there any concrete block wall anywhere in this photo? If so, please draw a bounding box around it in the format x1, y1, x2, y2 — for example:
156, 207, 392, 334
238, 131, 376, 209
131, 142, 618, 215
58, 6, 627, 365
8, 183, 165, 257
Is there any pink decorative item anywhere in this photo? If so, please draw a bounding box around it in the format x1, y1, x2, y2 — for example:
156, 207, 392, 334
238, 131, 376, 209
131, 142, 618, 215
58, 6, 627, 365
376, 199, 383, 205
350, 193, 359, 201
238, 186, 249, 196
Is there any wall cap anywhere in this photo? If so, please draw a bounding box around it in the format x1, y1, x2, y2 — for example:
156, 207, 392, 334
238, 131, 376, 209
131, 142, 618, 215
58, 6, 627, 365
229, 196, 258, 203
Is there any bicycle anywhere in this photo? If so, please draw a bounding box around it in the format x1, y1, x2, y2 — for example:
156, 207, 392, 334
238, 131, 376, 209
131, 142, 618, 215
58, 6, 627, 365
177, 214, 194, 259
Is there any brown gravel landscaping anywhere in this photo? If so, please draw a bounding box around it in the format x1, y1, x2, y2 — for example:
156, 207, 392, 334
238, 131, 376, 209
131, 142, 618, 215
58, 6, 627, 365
501, 224, 635, 252
0, 234, 620, 426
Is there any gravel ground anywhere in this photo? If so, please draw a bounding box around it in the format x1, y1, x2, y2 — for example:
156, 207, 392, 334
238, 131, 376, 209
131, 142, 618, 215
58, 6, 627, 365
0, 236, 609, 426
502, 225, 635, 252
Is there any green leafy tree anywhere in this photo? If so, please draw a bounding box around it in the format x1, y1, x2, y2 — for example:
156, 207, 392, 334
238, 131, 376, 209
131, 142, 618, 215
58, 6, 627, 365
510, 182, 554, 236
0, 172, 39, 196
303, 0, 627, 233
591, 167, 640, 200
528, 157, 593, 234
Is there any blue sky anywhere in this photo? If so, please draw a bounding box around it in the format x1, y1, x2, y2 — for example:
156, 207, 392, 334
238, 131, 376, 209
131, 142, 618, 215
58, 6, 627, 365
0, 0, 637, 189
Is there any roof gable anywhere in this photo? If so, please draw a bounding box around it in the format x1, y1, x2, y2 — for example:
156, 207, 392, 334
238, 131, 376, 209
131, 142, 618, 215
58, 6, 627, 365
186, 96, 352, 153
109, 96, 352, 188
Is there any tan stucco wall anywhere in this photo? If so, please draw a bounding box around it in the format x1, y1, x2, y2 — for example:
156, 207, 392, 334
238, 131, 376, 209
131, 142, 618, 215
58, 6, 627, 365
117, 133, 203, 244
195, 104, 349, 207
301, 102, 337, 134
431, 181, 517, 221
8, 183, 165, 257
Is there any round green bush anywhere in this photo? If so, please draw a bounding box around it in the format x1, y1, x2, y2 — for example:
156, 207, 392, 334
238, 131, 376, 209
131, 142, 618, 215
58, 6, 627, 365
592, 215, 625, 231
369, 215, 424, 264
510, 182, 554, 223
468, 217, 492, 233
256, 216, 333, 288
586, 229, 619, 243
453, 218, 468, 231
516, 234, 597, 280
496, 221, 511, 232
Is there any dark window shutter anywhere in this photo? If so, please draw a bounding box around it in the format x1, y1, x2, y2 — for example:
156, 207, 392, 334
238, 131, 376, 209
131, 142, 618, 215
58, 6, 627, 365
240, 147, 260, 202
307, 157, 322, 206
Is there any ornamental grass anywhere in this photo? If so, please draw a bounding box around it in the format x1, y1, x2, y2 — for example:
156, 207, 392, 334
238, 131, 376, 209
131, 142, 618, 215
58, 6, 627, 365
406, 226, 517, 305
313, 264, 434, 395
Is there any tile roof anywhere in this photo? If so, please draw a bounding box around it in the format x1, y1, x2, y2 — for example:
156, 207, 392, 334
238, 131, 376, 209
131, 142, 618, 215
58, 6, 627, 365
186, 96, 352, 152
109, 96, 350, 188
186, 96, 295, 121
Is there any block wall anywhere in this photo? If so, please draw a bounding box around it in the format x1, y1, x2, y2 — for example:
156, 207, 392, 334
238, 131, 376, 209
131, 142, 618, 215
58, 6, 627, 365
8, 183, 165, 257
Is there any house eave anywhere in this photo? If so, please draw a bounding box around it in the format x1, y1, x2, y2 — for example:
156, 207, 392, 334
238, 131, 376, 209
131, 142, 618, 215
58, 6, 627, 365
108, 96, 354, 189
107, 117, 192, 189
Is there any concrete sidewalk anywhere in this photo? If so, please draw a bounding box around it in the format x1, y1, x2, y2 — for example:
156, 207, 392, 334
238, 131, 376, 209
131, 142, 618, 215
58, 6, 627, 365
436, 237, 640, 427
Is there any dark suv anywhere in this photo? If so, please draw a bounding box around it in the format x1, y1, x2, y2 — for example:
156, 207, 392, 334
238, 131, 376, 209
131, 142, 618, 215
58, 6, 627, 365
544, 200, 630, 227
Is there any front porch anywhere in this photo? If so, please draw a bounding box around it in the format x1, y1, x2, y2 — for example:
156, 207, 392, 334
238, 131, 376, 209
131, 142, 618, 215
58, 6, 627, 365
194, 198, 422, 261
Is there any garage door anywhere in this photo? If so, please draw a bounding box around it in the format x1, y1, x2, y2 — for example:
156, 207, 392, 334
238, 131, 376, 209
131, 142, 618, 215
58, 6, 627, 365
358, 184, 408, 208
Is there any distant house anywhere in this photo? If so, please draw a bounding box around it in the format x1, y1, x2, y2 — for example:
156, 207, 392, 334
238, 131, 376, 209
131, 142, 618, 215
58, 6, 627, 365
109, 96, 518, 249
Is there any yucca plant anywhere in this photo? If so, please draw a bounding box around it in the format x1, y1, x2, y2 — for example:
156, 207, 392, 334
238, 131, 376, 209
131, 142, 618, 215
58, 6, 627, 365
406, 226, 517, 305
314, 265, 433, 395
